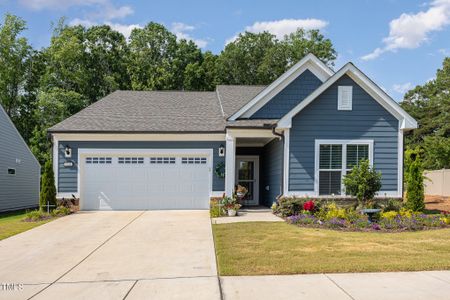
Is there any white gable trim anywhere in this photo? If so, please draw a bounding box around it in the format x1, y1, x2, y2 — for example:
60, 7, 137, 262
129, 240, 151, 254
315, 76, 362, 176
229, 53, 334, 120
277, 63, 418, 130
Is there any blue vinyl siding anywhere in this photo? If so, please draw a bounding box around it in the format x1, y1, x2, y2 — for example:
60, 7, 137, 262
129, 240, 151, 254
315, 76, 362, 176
57, 141, 225, 193
0, 106, 40, 211
288, 75, 399, 192
261, 138, 283, 206
251, 69, 322, 119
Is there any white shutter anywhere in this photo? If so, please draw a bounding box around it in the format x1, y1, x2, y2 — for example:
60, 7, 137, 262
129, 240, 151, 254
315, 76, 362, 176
338, 86, 353, 110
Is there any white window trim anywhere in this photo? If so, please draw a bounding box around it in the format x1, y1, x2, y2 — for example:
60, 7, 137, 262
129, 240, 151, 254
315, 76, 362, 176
337, 86, 353, 110
314, 139, 374, 196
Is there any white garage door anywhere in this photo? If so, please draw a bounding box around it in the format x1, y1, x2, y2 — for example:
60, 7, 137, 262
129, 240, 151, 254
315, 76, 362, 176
80, 152, 211, 210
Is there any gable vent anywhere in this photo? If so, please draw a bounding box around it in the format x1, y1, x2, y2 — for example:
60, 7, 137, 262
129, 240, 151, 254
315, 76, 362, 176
338, 86, 353, 110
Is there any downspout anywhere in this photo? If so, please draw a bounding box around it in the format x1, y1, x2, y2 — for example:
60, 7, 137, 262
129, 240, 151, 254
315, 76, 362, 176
272, 126, 284, 202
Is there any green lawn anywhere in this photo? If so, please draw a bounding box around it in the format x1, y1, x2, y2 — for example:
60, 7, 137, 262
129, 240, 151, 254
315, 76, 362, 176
0, 210, 53, 241
213, 222, 450, 275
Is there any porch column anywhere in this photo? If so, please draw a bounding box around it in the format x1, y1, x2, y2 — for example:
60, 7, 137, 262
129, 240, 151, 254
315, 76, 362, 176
225, 133, 236, 196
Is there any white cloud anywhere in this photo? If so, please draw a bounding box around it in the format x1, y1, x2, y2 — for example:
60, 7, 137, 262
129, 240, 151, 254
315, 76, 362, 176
171, 22, 209, 48
392, 82, 414, 94
226, 18, 328, 44
106, 22, 141, 38
19, 0, 133, 21
362, 0, 450, 60
69, 18, 141, 38
19, 0, 104, 10
438, 48, 450, 55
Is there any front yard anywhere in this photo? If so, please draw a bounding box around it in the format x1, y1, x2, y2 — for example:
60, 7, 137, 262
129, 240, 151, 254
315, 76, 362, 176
0, 210, 54, 240
213, 222, 450, 275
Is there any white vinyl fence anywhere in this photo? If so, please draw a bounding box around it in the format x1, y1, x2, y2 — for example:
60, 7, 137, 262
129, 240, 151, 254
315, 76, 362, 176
424, 169, 450, 197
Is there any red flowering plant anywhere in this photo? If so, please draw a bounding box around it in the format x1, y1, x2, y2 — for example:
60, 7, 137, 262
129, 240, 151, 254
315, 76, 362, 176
303, 200, 315, 212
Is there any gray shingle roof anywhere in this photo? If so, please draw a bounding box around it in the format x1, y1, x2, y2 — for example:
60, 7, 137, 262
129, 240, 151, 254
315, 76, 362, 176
49, 85, 270, 133
49, 90, 226, 133
216, 85, 266, 118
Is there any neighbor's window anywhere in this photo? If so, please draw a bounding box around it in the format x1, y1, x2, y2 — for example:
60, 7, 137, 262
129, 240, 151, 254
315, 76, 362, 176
7, 168, 16, 175
319, 144, 342, 195
318, 142, 371, 196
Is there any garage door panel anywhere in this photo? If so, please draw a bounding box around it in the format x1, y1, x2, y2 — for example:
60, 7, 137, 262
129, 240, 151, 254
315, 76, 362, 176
81, 153, 211, 210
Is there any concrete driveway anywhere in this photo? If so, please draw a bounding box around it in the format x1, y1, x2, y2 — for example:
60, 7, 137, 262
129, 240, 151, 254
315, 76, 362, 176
0, 211, 220, 300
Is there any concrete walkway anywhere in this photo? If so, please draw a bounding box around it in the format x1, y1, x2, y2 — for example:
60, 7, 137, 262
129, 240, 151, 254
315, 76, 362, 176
0, 211, 220, 300
212, 207, 283, 224
221, 271, 450, 300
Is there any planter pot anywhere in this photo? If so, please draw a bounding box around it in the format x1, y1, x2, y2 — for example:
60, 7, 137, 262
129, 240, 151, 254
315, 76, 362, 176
227, 209, 237, 217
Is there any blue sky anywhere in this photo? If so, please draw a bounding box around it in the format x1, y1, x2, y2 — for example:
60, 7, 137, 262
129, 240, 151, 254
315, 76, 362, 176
1, 0, 450, 100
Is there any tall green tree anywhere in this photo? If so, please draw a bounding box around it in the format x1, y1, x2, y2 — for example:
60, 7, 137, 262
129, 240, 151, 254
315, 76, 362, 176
401, 57, 450, 170
128, 22, 178, 90
0, 14, 31, 117
216, 29, 337, 85
14, 50, 47, 142
30, 88, 88, 164
84, 25, 130, 103
404, 148, 425, 211
40, 160, 56, 210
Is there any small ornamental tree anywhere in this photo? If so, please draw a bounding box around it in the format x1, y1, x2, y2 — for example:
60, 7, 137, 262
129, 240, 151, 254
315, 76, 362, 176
343, 159, 382, 208
40, 160, 57, 211
405, 148, 425, 211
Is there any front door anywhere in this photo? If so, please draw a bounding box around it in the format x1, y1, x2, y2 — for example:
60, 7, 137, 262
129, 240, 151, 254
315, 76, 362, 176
235, 156, 259, 206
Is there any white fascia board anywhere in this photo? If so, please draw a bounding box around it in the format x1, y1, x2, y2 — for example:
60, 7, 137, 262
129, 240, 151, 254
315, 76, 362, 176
51, 133, 226, 142
226, 128, 276, 138
229, 53, 334, 120
277, 63, 419, 130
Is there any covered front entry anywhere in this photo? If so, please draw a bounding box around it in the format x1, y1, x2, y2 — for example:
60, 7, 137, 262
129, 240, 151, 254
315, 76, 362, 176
79, 149, 213, 210
226, 129, 284, 207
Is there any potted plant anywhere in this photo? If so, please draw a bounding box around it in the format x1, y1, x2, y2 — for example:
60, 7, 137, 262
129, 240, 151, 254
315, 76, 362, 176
221, 196, 242, 217
235, 185, 248, 200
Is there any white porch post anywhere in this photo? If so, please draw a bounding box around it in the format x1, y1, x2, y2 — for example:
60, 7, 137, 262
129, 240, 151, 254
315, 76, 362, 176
225, 133, 236, 196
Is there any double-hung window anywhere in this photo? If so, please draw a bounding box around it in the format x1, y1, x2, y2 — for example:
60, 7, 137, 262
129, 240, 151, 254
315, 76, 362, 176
316, 140, 373, 196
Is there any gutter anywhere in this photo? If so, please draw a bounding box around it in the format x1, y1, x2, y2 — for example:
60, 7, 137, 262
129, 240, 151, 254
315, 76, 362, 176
271, 126, 284, 202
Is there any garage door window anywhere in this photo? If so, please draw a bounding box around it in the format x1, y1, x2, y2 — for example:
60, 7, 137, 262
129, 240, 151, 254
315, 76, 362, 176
118, 157, 144, 164
182, 157, 207, 164
86, 157, 112, 164
149, 157, 176, 164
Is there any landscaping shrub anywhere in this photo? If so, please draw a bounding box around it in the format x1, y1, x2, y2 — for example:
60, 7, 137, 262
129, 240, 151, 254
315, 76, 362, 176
210, 199, 225, 218
382, 198, 403, 212
343, 159, 382, 208
40, 160, 57, 211
281, 199, 450, 232
51, 206, 71, 217
275, 197, 306, 217
405, 148, 425, 212
23, 210, 51, 222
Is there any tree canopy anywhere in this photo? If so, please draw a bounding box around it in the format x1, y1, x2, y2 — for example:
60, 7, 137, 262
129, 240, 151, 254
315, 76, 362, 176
0, 14, 338, 167
401, 57, 450, 170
